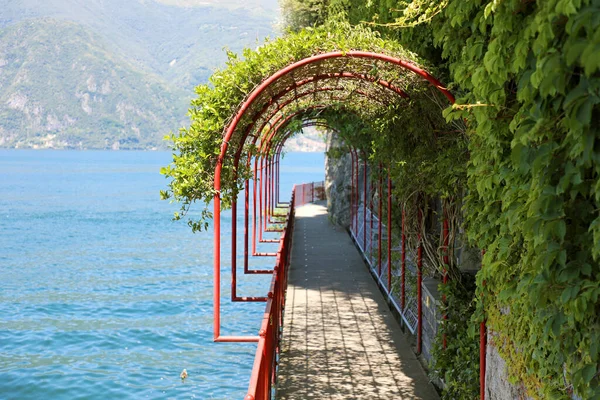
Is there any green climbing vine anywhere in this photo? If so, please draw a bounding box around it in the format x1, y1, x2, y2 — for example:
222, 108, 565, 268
358, 0, 599, 398
160, 19, 443, 231
165, 1, 599, 398
432, 276, 479, 400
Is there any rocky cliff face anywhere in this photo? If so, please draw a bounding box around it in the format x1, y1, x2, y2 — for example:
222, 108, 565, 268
324, 131, 352, 227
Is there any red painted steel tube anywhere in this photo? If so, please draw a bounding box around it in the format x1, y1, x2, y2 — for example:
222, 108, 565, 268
252, 158, 258, 255
442, 209, 449, 349
246, 55, 452, 172
229, 51, 455, 221
353, 149, 358, 234
214, 185, 221, 340
265, 157, 269, 224
213, 50, 453, 343
249, 157, 277, 265
265, 155, 273, 219
270, 157, 274, 216
370, 174, 374, 263
259, 105, 334, 163
232, 195, 237, 300
350, 150, 355, 233
443, 214, 449, 279
285, 71, 410, 98
245, 188, 296, 399
261, 157, 265, 232
363, 159, 367, 251
268, 157, 273, 219
211, 166, 262, 340
378, 163, 383, 276
401, 208, 406, 310
232, 168, 270, 299
255, 90, 338, 153
274, 154, 278, 206
278, 153, 282, 204
271, 154, 277, 214
417, 208, 423, 354
244, 177, 250, 273
231, 100, 333, 195
480, 271, 487, 400
260, 157, 265, 234
387, 171, 392, 292
480, 319, 487, 399
215, 336, 260, 343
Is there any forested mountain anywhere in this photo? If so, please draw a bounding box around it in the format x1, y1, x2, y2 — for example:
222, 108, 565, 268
0, 0, 279, 149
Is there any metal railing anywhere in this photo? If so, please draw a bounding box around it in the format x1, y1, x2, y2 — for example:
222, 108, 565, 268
345, 158, 487, 399
244, 180, 324, 400
244, 189, 294, 400
351, 205, 418, 334
294, 180, 325, 207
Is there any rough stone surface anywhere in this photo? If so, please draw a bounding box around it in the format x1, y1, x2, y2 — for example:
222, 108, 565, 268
485, 334, 531, 400
324, 131, 352, 227
422, 277, 441, 365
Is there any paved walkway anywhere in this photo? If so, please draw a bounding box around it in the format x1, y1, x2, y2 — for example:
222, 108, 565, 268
276, 203, 439, 399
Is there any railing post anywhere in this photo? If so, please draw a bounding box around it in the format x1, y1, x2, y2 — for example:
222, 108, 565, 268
442, 204, 449, 349
363, 159, 367, 251
417, 208, 423, 355
378, 163, 382, 276
387, 170, 392, 292
370, 180, 374, 265
266, 157, 270, 220
231, 195, 237, 300
270, 156, 274, 215
260, 157, 265, 239
355, 152, 358, 234
253, 157, 258, 254
480, 319, 487, 399
401, 207, 406, 310
350, 150, 355, 234
244, 177, 250, 273
480, 271, 487, 400
276, 152, 280, 205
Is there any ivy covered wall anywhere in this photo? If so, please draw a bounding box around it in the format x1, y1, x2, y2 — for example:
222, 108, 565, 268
279, 1, 600, 399
162, 1, 599, 398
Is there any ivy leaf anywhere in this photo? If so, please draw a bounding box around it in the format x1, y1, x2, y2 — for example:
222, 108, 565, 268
551, 313, 565, 337
565, 39, 587, 66
581, 363, 598, 384
582, 43, 600, 75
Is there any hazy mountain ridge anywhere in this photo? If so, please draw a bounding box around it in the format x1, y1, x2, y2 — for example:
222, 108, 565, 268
0, 0, 279, 89
0, 18, 189, 149
0, 0, 280, 150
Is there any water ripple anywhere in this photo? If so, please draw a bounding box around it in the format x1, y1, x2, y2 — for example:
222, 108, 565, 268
0, 150, 325, 399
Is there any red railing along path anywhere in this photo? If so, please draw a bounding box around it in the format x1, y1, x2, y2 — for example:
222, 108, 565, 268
294, 180, 325, 207
244, 182, 325, 400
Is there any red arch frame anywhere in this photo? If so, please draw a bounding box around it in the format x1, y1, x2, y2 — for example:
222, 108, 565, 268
212, 51, 454, 342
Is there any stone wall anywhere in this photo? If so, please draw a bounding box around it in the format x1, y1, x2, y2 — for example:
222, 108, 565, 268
324, 131, 352, 227
485, 335, 532, 400
422, 277, 441, 365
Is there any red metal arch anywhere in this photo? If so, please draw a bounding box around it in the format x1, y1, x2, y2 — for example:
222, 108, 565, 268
213, 51, 454, 342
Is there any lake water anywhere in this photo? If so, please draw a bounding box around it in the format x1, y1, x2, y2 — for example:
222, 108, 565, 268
0, 150, 325, 399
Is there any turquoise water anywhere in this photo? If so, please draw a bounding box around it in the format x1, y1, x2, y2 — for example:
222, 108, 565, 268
0, 150, 324, 400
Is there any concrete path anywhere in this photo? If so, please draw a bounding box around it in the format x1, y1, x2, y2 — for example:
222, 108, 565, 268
276, 203, 439, 400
